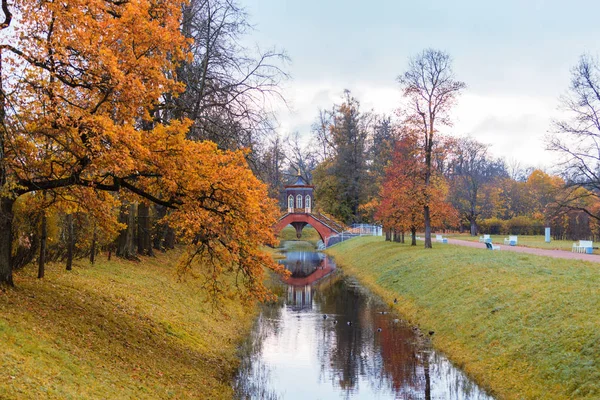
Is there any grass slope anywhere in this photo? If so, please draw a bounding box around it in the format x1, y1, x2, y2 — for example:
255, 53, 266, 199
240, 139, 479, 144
327, 237, 600, 400
0, 250, 256, 399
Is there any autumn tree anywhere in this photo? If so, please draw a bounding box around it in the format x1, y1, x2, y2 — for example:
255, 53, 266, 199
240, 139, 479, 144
376, 131, 456, 245
526, 170, 563, 218
398, 49, 465, 248
0, 0, 284, 298
448, 137, 507, 235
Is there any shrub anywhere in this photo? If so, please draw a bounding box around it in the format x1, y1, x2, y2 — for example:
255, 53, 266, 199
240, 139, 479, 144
505, 216, 545, 235
478, 217, 504, 235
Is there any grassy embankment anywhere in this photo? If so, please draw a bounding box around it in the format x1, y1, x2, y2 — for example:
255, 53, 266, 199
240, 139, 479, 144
327, 237, 600, 400
0, 250, 258, 399
445, 233, 583, 252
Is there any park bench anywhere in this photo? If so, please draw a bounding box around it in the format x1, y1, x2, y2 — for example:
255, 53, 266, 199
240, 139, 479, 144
572, 240, 593, 254
479, 234, 491, 243
504, 235, 518, 246
435, 234, 448, 243
485, 242, 500, 251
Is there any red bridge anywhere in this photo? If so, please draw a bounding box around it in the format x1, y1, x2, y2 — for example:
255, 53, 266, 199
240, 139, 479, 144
274, 212, 343, 247
274, 174, 344, 246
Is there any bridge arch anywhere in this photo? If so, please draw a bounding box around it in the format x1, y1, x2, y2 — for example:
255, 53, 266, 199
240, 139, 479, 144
274, 213, 339, 246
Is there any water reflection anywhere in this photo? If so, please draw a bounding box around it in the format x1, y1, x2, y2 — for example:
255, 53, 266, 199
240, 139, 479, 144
235, 250, 493, 400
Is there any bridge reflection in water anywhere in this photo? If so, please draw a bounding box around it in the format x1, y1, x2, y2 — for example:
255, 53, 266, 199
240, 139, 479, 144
280, 251, 336, 311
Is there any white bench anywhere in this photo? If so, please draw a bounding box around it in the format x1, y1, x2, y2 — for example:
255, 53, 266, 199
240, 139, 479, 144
504, 235, 518, 246
435, 234, 448, 243
479, 234, 491, 243
572, 240, 593, 254
485, 242, 500, 250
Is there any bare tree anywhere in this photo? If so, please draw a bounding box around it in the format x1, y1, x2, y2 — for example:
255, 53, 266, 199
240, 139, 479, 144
284, 131, 318, 183
449, 137, 507, 235
506, 158, 533, 182
172, 0, 289, 152
311, 107, 337, 162
549, 54, 600, 220
398, 49, 465, 248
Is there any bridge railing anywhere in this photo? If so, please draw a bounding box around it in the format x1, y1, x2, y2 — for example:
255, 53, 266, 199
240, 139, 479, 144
311, 212, 346, 233
325, 224, 383, 247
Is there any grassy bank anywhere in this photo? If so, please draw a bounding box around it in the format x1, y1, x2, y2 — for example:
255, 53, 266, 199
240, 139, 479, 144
0, 250, 257, 399
327, 237, 600, 399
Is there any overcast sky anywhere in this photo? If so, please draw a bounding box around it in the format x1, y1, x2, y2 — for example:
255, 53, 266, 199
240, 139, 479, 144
241, 0, 600, 169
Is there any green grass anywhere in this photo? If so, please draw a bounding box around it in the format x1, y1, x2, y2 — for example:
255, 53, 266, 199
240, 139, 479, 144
446, 233, 582, 251
327, 237, 600, 400
0, 250, 258, 399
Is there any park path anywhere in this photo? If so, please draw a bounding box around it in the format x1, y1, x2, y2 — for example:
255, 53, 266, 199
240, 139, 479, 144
446, 238, 600, 263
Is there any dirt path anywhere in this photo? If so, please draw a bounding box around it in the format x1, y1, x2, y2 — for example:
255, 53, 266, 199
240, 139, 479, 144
447, 238, 600, 263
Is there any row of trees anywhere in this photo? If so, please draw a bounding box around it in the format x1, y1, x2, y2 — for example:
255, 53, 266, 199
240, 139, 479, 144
271, 49, 600, 247
0, 0, 290, 298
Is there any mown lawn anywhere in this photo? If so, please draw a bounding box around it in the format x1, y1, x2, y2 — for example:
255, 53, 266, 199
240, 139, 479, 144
327, 237, 600, 400
0, 250, 257, 399
445, 233, 581, 252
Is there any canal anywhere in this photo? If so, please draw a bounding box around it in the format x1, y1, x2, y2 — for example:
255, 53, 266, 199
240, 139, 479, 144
235, 243, 493, 399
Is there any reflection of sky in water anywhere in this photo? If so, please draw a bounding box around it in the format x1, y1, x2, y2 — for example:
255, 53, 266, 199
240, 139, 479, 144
235, 251, 494, 400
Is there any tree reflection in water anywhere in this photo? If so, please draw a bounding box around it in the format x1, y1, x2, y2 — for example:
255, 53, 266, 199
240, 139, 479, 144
234, 251, 493, 400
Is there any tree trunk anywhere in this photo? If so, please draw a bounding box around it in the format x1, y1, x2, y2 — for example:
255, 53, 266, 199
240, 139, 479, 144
165, 227, 175, 249
401, 231, 405, 244
470, 218, 478, 236
423, 205, 432, 248
117, 202, 137, 259
385, 228, 391, 241
153, 205, 167, 251
38, 212, 47, 278
137, 202, 153, 256
411, 227, 417, 246
0, 47, 13, 286
0, 197, 14, 286
90, 222, 96, 265
393, 230, 401, 243
66, 213, 74, 271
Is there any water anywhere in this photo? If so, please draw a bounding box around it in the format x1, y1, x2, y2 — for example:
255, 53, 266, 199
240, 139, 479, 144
235, 248, 494, 400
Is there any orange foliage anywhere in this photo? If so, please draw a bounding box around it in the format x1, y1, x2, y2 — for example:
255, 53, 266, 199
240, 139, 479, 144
0, 0, 284, 297
376, 132, 457, 235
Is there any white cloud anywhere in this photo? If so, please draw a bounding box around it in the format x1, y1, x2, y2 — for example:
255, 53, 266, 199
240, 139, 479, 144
274, 82, 561, 168
452, 93, 560, 168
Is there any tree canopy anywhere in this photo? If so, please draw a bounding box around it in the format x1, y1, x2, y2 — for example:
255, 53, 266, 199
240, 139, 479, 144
0, 0, 284, 298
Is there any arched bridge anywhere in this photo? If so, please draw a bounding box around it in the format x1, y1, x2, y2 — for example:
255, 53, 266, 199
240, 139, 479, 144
274, 212, 343, 247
